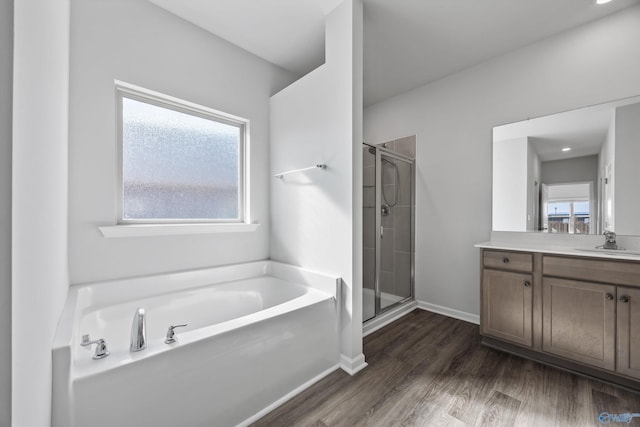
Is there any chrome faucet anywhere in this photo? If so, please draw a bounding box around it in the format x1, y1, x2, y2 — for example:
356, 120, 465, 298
600, 231, 621, 250
81, 334, 110, 359
164, 324, 188, 344
130, 308, 146, 352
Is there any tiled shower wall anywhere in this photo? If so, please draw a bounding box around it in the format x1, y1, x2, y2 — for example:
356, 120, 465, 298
363, 136, 416, 300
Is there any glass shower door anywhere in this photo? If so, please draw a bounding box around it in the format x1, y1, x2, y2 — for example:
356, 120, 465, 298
377, 149, 414, 312
363, 145, 377, 322
363, 142, 415, 323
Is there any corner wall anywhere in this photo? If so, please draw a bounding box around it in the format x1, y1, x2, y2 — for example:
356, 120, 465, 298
599, 113, 616, 232
1, 0, 12, 424
270, 0, 365, 371
364, 5, 640, 319
12, 0, 70, 425
492, 137, 528, 232
614, 102, 640, 235
68, 0, 297, 284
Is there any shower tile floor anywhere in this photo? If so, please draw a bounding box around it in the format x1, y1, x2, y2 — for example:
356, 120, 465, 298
362, 287, 404, 322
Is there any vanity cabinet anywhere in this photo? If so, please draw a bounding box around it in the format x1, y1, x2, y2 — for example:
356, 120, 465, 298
480, 251, 533, 347
542, 277, 615, 370
617, 286, 640, 380
543, 255, 640, 379
479, 248, 640, 390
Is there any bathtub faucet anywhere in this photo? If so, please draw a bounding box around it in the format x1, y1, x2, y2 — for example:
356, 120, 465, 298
130, 307, 146, 352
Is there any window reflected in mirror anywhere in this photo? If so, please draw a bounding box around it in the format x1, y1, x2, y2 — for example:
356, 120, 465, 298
542, 183, 591, 234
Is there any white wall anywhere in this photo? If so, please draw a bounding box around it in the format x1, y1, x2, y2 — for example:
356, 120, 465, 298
12, 0, 70, 425
364, 5, 640, 318
599, 113, 616, 231
68, 0, 297, 284
493, 137, 528, 232
0, 0, 12, 425
270, 0, 365, 371
614, 102, 640, 235
492, 136, 542, 232
541, 155, 599, 185
526, 142, 541, 231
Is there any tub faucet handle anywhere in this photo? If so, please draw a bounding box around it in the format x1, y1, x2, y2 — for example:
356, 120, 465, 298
81, 334, 110, 360
165, 324, 188, 344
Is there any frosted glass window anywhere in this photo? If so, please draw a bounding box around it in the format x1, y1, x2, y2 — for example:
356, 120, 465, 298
118, 91, 245, 222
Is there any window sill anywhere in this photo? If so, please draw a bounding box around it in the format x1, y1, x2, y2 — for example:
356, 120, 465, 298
98, 223, 260, 238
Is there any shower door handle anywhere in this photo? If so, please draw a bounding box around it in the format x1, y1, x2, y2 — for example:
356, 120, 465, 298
380, 225, 384, 238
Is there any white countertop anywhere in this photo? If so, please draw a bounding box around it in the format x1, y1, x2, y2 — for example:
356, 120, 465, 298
475, 241, 640, 261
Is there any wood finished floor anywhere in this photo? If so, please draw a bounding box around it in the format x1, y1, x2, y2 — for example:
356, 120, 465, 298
251, 310, 640, 427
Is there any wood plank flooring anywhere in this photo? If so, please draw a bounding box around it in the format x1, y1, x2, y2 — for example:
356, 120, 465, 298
251, 309, 640, 427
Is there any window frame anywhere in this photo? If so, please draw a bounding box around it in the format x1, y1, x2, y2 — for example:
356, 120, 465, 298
115, 81, 248, 225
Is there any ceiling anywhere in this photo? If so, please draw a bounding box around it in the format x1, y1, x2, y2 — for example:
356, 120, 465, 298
495, 106, 611, 162
149, 0, 340, 76
493, 95, 640, 162
149, 0, 640, 107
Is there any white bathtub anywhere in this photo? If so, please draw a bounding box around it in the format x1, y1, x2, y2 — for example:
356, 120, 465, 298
53, 261, 341, 427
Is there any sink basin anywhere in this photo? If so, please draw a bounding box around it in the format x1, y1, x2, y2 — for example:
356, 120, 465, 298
575, 248, 640, 256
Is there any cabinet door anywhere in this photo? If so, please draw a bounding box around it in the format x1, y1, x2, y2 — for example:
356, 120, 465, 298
481, 269, 533, 347
617, 286, 640, 380
542, 277, 615, 370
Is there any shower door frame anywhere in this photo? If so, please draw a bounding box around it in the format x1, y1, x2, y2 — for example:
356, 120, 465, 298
373, 145, 415, 317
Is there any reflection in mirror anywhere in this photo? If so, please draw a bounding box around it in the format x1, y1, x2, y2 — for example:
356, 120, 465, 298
493, 95, 640, 235
541, 182, 592, 234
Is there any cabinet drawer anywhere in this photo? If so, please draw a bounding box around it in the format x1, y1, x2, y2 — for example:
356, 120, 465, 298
483, 250, 533, 272
543, 255, 640, 287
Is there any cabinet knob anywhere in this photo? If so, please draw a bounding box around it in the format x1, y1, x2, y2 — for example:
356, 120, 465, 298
503, 257, 510, 264
524, 281, 531, 288
605, 293, 614, 301
619, 295, 630, 303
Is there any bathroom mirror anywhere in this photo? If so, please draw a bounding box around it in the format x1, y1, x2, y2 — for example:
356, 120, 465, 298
492, 95, 640, 236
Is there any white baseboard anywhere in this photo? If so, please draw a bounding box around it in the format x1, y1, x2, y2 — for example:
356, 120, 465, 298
416, 300, 479, 325
340, 353, 368, 375
238, 363, 340, 427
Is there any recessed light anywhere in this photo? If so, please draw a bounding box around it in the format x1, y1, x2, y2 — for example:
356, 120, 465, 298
596, 0, 613, 5
562, 147, 572, 152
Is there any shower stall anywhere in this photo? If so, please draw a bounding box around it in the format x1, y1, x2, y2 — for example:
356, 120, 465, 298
362, 140, 415, 324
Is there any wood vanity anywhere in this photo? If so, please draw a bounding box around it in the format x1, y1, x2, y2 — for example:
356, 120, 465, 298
479, 246, 640, 391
